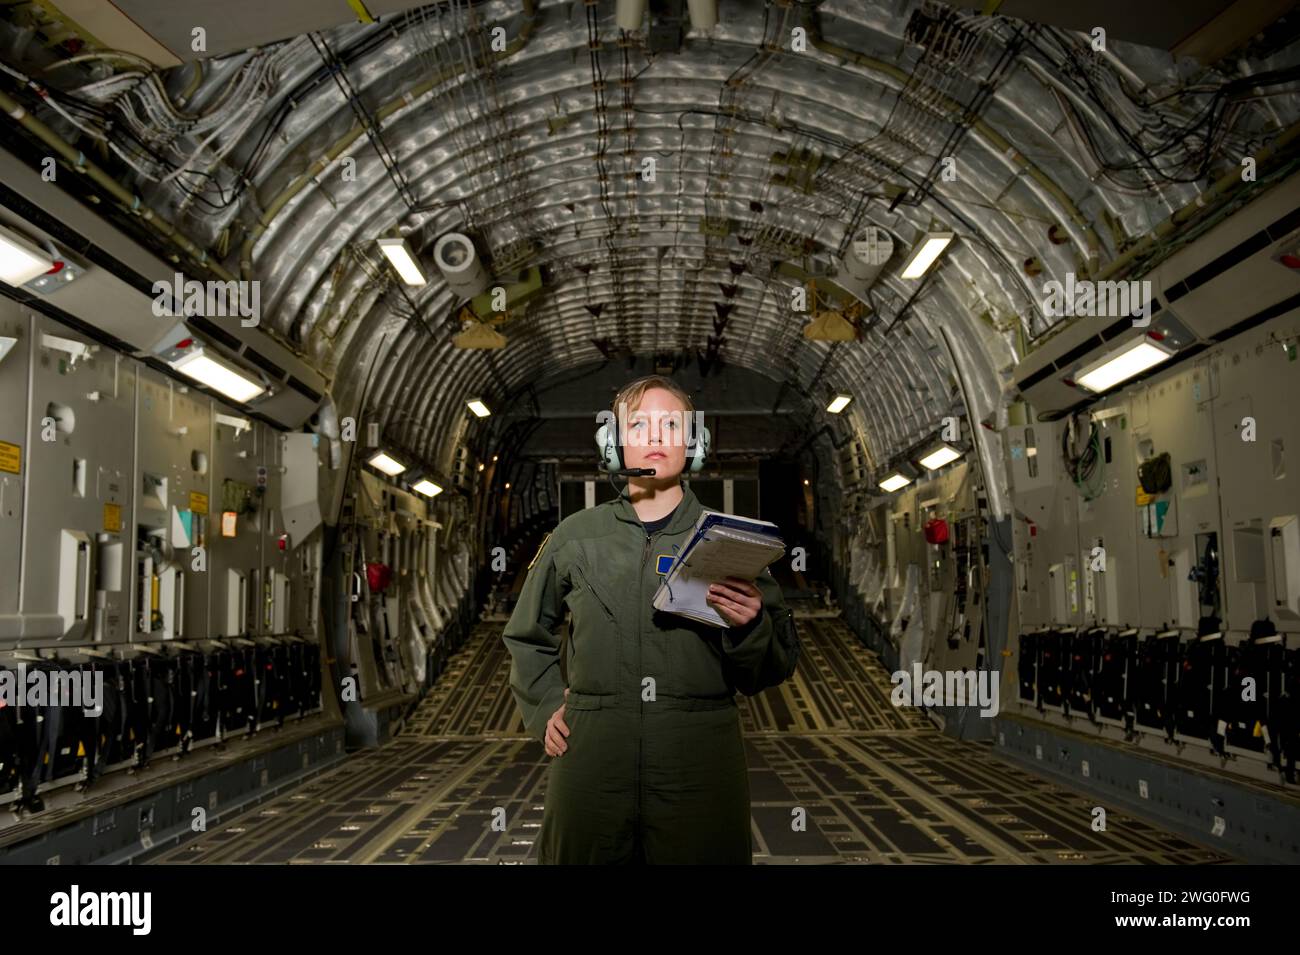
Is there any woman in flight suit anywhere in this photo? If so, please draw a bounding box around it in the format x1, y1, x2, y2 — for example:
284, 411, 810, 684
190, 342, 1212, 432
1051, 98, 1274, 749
502, 375, 800, 864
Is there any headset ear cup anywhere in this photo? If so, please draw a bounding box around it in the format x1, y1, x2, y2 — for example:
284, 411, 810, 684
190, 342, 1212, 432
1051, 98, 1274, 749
689, 424, 711, 473
612, 420, 626, 470
595, 423, 620, 472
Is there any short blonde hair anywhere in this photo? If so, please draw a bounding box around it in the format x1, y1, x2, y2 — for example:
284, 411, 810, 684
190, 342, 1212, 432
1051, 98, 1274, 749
611, 375, 695, 417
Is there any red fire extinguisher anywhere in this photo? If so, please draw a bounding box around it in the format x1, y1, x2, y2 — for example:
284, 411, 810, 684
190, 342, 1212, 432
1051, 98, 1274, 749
366, 562, 393, 592
923, 518, 949, 545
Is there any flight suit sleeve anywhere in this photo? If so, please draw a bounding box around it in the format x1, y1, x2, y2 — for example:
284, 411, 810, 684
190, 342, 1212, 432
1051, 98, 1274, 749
502, 534, 568, 741
719, 566, 800, 696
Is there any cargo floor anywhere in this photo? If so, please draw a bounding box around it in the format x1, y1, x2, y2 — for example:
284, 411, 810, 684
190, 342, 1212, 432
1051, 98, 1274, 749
149, 615, 1234, 864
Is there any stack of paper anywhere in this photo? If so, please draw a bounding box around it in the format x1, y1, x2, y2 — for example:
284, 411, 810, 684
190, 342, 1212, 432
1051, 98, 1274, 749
652, 510, 786, 628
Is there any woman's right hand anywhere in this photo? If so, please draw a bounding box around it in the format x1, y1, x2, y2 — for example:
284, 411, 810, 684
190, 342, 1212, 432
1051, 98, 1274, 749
544, 687, 570, 757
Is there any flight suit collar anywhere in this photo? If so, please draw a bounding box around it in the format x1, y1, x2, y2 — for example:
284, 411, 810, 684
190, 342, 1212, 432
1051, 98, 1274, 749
611, 480, 702, 536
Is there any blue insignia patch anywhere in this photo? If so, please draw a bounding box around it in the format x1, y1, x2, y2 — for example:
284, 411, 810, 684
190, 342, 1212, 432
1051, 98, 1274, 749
656, 554, 674, 576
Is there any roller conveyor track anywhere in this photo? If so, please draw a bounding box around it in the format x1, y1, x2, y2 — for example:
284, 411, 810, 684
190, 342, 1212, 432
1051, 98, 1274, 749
148, 614, 1235, 864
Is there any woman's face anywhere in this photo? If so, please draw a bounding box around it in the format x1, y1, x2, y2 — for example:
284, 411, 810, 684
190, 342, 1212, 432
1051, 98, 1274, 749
622, 387, 691, 479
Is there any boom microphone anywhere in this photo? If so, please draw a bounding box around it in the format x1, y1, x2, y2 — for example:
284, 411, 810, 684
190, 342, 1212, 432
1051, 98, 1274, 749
601, 464, 656, 499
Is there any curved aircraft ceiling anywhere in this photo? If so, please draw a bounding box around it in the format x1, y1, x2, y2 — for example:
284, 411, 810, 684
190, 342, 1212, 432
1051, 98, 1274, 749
2, 0, 1297, 497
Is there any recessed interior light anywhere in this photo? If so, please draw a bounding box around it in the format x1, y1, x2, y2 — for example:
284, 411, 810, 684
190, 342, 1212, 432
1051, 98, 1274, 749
170, 349, 265, 404
899, 232, 954, 279
368, 451, 406, 476
919, 444, 962, 471
1075, 337, 1175, 393
377, 237, 427, 286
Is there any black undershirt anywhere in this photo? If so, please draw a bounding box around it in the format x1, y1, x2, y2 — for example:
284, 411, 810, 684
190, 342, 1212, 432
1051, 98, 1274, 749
640, 501, 679, 536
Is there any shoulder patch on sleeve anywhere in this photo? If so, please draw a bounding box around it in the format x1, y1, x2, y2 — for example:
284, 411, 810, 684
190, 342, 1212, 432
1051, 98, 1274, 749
528, 532, 553, 571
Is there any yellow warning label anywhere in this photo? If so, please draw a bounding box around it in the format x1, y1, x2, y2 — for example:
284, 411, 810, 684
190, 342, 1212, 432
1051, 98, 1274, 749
103, 502, 122, 533
0, 441, 20, 474
189, 491, 209, 514
1135, 486, 1154, 506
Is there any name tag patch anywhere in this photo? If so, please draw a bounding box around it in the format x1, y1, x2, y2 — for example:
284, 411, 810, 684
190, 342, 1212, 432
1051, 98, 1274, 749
656, 554, 674, 576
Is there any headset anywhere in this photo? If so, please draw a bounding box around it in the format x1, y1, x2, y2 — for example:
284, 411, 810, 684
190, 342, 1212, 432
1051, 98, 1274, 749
595, 410, 711, 475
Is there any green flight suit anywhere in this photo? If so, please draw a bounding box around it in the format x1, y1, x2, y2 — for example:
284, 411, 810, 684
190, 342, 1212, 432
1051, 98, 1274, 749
502, 481, 800, 864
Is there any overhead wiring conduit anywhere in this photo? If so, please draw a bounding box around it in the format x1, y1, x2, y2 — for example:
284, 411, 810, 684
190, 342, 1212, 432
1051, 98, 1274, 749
798, 5, 1104, 273
0, 85, 236, 279
1026, 117, 1300, 353
236, 0, 538, 280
